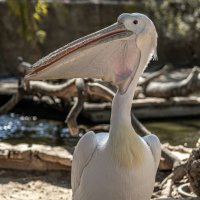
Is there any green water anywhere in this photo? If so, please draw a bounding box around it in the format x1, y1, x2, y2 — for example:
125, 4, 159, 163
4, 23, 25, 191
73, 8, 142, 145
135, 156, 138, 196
0, 113, 199, 147
144, 119, 200, 147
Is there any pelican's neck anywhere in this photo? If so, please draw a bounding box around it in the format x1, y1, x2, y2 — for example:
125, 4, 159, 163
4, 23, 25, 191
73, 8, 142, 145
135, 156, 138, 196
109, 76, 139, 140
107, 55, 151, 168
107, 78, 145, 168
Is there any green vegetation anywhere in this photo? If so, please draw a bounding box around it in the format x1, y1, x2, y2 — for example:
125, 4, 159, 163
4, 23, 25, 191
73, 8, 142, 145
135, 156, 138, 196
6, 0, 48, 43
127, 0, 200, 40
6, 0, 200, 43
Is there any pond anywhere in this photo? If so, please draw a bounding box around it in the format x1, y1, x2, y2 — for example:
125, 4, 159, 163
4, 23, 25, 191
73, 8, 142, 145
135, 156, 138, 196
144, 119, 200, 147
0, 113, 200, 148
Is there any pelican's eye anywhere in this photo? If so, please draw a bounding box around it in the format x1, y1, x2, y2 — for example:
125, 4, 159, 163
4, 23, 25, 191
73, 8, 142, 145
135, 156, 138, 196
133, 20, 138, 25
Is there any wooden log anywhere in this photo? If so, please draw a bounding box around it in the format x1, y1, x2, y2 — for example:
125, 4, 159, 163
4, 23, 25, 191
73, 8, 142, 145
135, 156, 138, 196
1, 79, 200, 120
140, 64, 170, 87
0, 142, 72, 171
145, 67, 200, 98
28, 79, 77, 98
83, 97, 200, 122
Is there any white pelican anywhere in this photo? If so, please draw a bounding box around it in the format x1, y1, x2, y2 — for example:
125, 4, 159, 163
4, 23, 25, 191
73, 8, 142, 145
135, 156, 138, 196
25, 13, 161, 200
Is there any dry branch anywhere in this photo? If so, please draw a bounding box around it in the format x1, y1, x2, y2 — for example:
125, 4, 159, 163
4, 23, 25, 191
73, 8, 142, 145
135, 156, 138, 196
65, 78, 86, 135
145, 67, 200, 98
160, 178, 173, 197
0, 92, 22, 115
87, 82, 115, 101
140, 64, 170, 87
28, 79, 77, 98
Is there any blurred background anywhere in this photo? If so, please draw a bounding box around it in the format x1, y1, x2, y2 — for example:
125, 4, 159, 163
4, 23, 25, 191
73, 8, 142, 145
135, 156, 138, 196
0, 0, 200, 200
1, 0, 200, 74
0, 0, 200, 146
0, 0, 200, 143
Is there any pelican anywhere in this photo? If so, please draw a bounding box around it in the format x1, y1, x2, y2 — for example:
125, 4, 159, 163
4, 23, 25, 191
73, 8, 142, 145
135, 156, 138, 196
25, 13, 161, 200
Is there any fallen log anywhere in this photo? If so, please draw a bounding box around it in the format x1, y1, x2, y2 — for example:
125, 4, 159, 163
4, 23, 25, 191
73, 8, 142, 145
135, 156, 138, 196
145, 67, 200, 98
0, 142, 72, 171
83, 97, 200, 122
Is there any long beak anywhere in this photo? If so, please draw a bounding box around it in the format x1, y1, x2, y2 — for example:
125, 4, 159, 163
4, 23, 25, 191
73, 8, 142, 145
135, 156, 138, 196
25, 22, 132, 81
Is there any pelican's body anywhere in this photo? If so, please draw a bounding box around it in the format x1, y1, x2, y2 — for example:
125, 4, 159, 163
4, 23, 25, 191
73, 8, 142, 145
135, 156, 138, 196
25, 13, 161, 200
73, 132, 160, 200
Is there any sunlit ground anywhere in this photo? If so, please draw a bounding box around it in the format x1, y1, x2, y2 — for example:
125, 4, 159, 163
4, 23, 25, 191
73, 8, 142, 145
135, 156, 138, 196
0, 171, 72, 200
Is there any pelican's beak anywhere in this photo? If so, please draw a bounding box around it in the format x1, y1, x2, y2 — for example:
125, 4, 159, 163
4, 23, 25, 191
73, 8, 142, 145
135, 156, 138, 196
24, 22, 133, 82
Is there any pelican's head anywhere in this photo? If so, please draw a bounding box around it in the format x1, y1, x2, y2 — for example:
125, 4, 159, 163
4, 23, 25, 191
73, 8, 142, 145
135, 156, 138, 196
25, 13, 157, 93
117, 13, 157, 57
116, 13, 158, 92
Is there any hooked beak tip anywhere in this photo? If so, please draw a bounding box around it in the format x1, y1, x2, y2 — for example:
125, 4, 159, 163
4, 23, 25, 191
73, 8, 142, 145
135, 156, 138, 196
24, 72, 36, 81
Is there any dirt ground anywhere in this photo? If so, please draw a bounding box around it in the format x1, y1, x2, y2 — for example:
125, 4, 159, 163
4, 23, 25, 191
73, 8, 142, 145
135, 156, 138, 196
0, 170, 197, 200
0, 170, 72, 200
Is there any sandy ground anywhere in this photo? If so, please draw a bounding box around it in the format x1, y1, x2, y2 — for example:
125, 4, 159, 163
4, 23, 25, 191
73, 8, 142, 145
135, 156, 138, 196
0, 170, 72, 200
0, 170, 194, 199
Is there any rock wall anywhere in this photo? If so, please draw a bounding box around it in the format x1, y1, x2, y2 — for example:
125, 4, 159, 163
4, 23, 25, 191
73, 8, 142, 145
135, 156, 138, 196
0, 2, 199, 75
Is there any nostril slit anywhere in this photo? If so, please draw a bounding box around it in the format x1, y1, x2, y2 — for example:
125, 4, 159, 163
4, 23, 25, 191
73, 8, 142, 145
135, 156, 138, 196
133, 20, 138, 25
